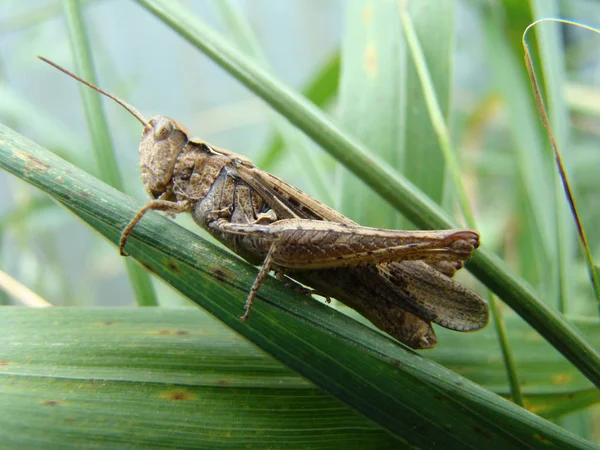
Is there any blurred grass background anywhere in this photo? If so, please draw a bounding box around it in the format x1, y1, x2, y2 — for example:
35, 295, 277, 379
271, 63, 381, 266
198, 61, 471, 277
1, 0, 600, 446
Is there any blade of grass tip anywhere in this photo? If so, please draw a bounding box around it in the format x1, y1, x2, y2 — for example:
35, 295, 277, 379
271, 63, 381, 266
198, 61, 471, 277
523, 19, 600, 309
400, 2, 523, 405
0, 269, 53, 307
529, 3, 575, 316
133, 0, 600, 388
213, 0, 334, 206
60, 0, 158, 306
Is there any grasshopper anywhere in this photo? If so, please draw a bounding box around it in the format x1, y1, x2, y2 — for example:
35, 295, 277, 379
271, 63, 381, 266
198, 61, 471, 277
41, 57, 488, 349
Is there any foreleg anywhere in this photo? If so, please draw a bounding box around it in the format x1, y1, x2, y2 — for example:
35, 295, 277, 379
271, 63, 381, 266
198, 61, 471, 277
120, 199, 189, 256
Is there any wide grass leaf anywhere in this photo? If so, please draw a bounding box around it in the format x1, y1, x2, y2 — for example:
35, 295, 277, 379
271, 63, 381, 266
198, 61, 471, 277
1, 307, 398, 448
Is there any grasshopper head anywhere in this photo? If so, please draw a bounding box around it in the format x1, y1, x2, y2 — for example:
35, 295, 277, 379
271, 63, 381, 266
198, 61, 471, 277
139, 116, 190, 200
37, 57, 191, 201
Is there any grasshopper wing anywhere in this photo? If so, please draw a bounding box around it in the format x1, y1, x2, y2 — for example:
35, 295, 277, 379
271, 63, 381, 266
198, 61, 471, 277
233, 164, 350, 223
234, 164, 488, 335
382, 261, 488, 331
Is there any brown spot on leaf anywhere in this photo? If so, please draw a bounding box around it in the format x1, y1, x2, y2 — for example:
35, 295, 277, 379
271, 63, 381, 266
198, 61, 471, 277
533, 433, 549, 444
161, 390, 195, 401
0, 360, 9, 366
25, 154, 50, 172
100, 321, 117, 326
213, 268, 226, 282
551, 374, 571, 385
166, 261, 179, 273
212, 266, 235, 283
43, 400, 62, 407
158, 329, 189, 336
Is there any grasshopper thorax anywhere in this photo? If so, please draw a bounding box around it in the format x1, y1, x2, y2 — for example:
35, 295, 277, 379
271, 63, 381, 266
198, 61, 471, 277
139, 116, 191, 200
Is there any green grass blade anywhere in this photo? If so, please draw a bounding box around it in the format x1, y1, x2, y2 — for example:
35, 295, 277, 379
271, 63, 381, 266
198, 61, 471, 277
60, 0, 157, 306
523, 16, 600, 312
479, 5, 558, 302
131, 0, 600, 389
2, 308, 598, 446
399, 1, 475, 227
431, 315, 598, 396
529, 2, 576, 315
61, 0, 121, 188
2, 123, 597, 448
0, 307, 397, 448
300, 52, 341, 109
524, 389, 600, 421
402, 0, 452, 209
338, 0, 404, 228
342, 1, 522, 405
489, 295, 524, 406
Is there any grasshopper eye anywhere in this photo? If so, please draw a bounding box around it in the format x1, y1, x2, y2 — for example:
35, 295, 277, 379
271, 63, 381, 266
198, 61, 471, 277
153, 119, 174, 141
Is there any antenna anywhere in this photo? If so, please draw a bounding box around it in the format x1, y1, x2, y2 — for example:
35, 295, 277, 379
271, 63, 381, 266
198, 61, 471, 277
38, 56, 149, 127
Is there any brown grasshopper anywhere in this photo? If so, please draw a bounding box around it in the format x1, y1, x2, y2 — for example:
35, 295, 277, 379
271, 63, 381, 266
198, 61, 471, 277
41, 57, 488, 349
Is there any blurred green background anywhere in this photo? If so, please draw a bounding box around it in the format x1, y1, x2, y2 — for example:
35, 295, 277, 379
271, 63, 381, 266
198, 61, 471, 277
1, 0, 600, 447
